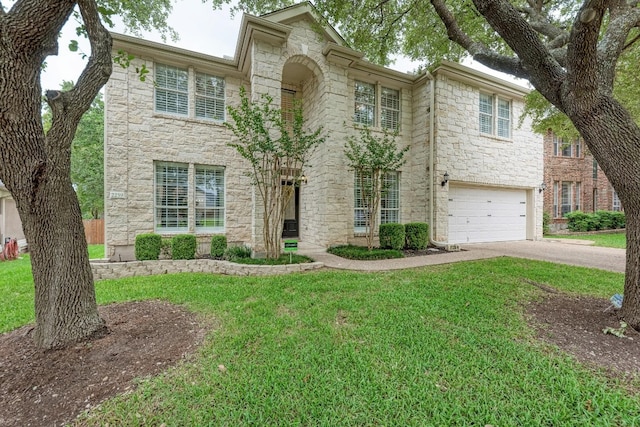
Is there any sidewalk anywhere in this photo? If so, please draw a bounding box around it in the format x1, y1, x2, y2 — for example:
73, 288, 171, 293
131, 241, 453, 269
297, 239, 626, 273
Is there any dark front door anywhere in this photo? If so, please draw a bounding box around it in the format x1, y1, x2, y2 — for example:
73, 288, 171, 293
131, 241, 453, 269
282, 185, 299, 238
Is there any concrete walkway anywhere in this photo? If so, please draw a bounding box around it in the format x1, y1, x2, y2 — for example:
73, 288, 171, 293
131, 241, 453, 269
298, 239, 626, 273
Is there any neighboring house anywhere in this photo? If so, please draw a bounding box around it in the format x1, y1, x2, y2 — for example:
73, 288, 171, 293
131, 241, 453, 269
0, 180, 26, 246
104, 2, 543, 261
542, 131, 622, 231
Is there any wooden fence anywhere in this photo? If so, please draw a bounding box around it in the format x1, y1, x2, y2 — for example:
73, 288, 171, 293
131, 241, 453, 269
83, 219, 104, 245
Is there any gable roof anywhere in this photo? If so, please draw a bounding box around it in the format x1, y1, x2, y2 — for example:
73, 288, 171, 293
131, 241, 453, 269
259, 2, 346, 47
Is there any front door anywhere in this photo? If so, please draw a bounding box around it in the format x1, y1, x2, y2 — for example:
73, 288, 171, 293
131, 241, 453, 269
282, 185, 299, 238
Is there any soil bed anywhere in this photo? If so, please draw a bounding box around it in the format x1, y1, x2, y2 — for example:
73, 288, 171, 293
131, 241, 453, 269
0, 300, 208, 427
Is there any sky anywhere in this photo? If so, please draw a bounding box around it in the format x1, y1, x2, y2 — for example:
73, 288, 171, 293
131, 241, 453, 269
35, 0, 525, 91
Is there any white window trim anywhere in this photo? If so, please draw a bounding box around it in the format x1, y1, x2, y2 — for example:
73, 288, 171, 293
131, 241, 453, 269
155, 64, 189, 116
353, 171, 400, 233
154, 161, 226, 234
354, 81, 402, 131
195, 72, 226, 122
479, 92, 512, 139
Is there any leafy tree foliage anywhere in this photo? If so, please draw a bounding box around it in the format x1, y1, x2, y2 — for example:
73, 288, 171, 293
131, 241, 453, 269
345, 127, 408, 250
226, 87, 326, 259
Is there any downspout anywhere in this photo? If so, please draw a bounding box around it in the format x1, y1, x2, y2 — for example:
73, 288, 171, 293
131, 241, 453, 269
427, 73, 458, 250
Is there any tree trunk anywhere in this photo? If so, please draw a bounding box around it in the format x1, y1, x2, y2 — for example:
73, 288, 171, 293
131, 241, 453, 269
0, 0, 112, 349
564, 95, 640, 329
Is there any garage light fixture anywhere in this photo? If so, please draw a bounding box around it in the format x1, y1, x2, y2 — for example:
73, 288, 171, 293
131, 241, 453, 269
539, 182, 546, 193
441, 172, 449, 187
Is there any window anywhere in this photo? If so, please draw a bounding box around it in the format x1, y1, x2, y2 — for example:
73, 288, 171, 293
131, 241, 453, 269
497, 98, 511, 138
479, 93, 511, 138
381, 87, 400, 130
155, 162, 225, 233
561, 142, 572, 157
195, 72, 225, 121
281, 89, 296, 130
575, 140, 581, 158
553, 135, 560, 156
354, 171, 400, 232
553, 182, 559, 218
381, 172, 399, 224
613, 191, 622, 211
593, 159, 598, 179
479, 93, 493, 134
561, 182, 572, 217
354, 81, 376, 126
575, 182, 581, 211
354, 82, 401, 130
195, 166, 225, 232
155, 64, 188, 115
155, 162, 189, 232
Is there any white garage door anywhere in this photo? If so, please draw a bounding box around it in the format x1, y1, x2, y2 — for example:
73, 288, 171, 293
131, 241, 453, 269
448, 186, 527, 244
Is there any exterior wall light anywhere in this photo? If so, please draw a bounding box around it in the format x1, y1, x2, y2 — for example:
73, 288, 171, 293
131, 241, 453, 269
441, 172, 449, 187
539, 182, 546, 193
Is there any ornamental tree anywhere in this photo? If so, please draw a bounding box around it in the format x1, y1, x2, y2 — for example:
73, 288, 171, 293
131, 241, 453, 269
226, 87, 326, 259
345, 127, 408, 250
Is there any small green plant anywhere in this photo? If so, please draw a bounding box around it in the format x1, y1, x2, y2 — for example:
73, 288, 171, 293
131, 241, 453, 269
542, 212, 551, 235
603, 321, 629, 338
379, 223, 405, 250
224, 245, 253, 262
210, 235, 228, 259
171, 234, 197, 260
405, 222, 429, 250
328, 245, 404, 260
135, 233, 162, 261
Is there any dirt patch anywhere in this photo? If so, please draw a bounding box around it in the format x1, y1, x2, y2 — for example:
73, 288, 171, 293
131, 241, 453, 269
526, 292, 640, 381
0, 300, 208, 427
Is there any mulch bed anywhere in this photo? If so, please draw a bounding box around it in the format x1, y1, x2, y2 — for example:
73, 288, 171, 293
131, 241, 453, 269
0, 300, 208, 427
525, 289, 640, 381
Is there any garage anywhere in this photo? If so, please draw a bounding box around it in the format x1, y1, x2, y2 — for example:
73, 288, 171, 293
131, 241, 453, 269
448, 185, 527, 244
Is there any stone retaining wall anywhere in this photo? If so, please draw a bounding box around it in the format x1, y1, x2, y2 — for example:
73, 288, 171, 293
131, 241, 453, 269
91, 259, 324, 281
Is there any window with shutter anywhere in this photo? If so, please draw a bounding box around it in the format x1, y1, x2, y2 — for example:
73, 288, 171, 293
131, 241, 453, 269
155, 64, 188, 115
195, 73, 225, 121
381, 87, 400, 131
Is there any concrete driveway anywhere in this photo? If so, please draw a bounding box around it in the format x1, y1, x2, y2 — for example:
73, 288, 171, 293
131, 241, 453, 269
300, 239, 626, 273
462, 239, 626, 273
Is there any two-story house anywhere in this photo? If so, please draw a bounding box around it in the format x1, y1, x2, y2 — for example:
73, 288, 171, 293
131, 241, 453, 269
542, 131, 622, 231
104, 2, 543, 261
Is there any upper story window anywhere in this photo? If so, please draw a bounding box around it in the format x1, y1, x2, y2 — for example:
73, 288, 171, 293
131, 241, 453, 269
354, 81, 401, 130
553, 135, 582, 157
479, 93, 511, 138
381, 88, 400, 131
195, 73, 225, 121
155, 64, 189, 115
154, 63, 225, 121
354, 81, 376, 126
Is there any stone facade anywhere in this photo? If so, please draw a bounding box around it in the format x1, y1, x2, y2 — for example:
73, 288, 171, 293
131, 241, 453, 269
104, 3, 543, 260
542, 130, 621, 231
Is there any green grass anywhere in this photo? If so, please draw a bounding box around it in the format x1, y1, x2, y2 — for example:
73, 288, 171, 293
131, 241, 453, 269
547, 232, 626, 249
328, 244, 405, 260
3, 256, 639, 425
88, 244, 105, 259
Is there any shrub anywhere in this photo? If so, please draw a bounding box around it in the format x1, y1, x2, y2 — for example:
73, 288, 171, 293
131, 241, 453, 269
596, 210, 614, 230
379, 223, 405, 250
611, 211, 626, 229
565, 211, 598, 232
210, 235, 227, 259
405, 222, 429, 250
171, 234, 197, 260
327, 245, 404, 260
160, 238, 172, 259
135, 233, 162, 261
542, 212, 551, 235
224, 245, 253, 261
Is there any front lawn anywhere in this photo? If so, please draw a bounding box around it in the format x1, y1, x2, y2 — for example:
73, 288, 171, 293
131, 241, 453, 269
547, 232, 626, 249
2, 256, 639, 425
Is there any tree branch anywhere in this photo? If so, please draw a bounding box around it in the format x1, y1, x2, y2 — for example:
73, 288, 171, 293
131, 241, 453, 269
470, 0, 566, 107
597, 3, 640, 85
46, 0, 112, 154
5, 0, 75, 55
430, 0, 530, 80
